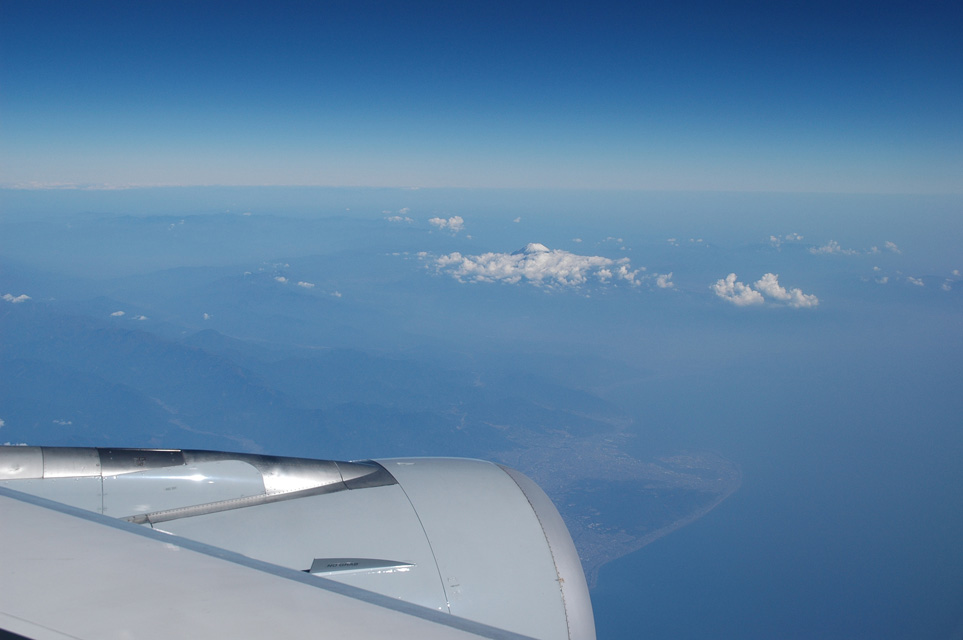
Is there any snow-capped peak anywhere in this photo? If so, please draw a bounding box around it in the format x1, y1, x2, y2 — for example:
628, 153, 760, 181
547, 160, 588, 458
512, 243, 550, 256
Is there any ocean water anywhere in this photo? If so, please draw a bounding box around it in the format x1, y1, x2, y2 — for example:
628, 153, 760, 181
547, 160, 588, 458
592, 319, 963, 639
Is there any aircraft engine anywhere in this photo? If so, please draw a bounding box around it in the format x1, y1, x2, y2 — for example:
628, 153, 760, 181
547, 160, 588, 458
0, 446, 595, 640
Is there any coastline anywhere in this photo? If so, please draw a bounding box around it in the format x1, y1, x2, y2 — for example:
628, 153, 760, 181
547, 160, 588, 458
581, 468, 742, 588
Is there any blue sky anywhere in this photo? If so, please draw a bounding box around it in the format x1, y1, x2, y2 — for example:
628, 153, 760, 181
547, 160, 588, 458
2, 0, 961, 192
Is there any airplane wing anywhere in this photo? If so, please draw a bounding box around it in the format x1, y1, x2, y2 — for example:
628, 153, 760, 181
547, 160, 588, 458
0, 447, 596, 640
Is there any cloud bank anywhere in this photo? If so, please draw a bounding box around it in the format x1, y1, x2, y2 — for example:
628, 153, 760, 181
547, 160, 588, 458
385, 208, 413, 223
810, 240, 858, 255
769, 232, 804, 248
810, 239, 902, 256
712, 273, 818, 308
434, 243, 643, 288
429, 216, 465, 233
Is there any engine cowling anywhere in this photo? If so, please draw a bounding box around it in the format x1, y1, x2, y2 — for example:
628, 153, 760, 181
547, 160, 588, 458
0, 446, 595, 640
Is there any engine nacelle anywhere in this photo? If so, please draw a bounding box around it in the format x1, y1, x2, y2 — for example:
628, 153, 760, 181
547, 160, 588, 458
0, 447, 595, 640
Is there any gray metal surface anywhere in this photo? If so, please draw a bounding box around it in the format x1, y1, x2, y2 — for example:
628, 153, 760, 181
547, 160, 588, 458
178, 450, 346, 495
308, 558, 416, 575
103, 459, 266, 518
0, 476, 103, 513
157, 483, 449, 612
0, 447, 397, 523
0, 486, 536, 640
378, 458, 579, 640
100, 448, 185, 475
500, 466, 597, 640
0, 447, 595, 640
40, 447, 101, 478
0, 446, 42, 479
339, 460, 399, 489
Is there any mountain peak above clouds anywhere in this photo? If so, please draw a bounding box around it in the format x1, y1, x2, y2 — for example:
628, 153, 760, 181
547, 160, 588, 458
511, 243, 550, 256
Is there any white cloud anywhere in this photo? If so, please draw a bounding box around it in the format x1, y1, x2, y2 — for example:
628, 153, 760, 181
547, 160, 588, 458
110, 310, 125, 317
656, 272, 675, 289
907, 276, 924, 287
513, 217, 521, 223
386, 215, 413, 223
753, 273, 790, 301
0, 418, 4, 428
810, 240, 858, 255
712, 273, 818, 308
297, 281, 315, 289
876, 276, 889, 284
428, 215, 465, 233
753, 273, 819, 308
331, 291, 342, 298
53, 419, 72, 426
942, 270, 961, 287
885, 241, 901, 254
8, 181, 81, 190
134, 315, 149, 321
770, 233, 803, 248
434, 243, 641, 289
2, 293, 31, 304
711, 274, 764, 306
203, 313, 212, 320
274, 276, 287, 283
572, 238, 583, 243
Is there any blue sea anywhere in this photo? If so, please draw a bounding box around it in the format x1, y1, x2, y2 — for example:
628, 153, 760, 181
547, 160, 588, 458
593, 325, 963, 638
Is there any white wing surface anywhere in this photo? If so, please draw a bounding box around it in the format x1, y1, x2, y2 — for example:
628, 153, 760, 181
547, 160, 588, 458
0, 447, 595, 640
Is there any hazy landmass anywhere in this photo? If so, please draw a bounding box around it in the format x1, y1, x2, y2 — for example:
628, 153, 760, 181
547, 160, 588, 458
2, 187, 961, 639
0, 284, 741, 583
0, 190, 757, 584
